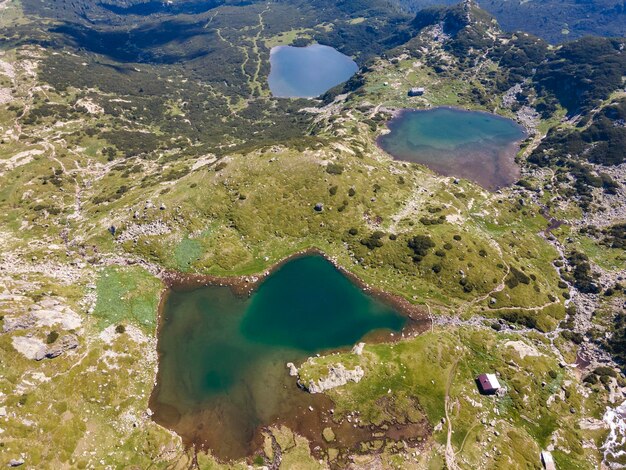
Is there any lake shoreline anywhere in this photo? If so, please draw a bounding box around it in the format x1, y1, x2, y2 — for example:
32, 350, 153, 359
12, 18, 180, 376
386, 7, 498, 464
160, 247, 431, 327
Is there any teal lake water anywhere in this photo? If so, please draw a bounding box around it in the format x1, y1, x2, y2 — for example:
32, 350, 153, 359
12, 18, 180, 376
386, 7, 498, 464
378, 108, 526, 189
151, 255, 405, 460
268, 44, 358, 98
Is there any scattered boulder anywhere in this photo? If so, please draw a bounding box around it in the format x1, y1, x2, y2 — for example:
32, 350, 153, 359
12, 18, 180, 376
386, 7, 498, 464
9, 459, 24, 467
314, 203, 324, 212
322, 427, 336, 442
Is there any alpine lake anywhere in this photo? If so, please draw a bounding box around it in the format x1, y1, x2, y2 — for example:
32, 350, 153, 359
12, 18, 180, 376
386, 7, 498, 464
378, 107, 527, 190
268, 44, 358, 98
150, 255, 429, 461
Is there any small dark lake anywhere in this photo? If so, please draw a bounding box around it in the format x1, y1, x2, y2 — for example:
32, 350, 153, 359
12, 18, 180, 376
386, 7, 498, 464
378, 108, 527, 190
268, 44, 358, 98
151, 255, 407, 460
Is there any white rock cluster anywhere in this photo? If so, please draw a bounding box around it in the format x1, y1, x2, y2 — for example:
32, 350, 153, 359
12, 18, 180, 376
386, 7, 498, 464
286, 362, 298, 376
352, 342, 365, 355
115, 220, 171, 243
304, 363, 364, 394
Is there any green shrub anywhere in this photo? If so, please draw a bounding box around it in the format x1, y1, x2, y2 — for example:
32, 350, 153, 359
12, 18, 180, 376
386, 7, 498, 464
46, 331, 59, 344
505, 267, 531, 288
560, 330, 583, 344
582, 374, 598, 385
501, 310, 538, 329
594, 366, 617, 378
326, 163, 344, 175
408, 235, 435, 263
360, 231, 385, 250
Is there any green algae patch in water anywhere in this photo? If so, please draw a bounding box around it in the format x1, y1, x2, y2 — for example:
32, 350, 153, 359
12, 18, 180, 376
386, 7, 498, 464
378, 107, 527, 190
151, 255, 406, 460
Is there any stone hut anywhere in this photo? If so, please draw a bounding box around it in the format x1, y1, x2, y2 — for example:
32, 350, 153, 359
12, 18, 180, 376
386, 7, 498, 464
476, 373, 501, 395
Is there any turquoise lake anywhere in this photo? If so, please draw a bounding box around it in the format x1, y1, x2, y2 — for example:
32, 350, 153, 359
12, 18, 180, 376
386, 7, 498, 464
378, 108, 527, 190
151, 255, 406, 460
268, 44, 358, 98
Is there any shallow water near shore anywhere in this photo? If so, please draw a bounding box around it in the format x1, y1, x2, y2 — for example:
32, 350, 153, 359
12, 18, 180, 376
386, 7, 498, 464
151, 255, 409, 460
378, 107, 526, 190
268, 44, 358, 98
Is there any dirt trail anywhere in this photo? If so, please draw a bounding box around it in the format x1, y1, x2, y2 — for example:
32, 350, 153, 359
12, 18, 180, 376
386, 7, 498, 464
444, 358, 460, 470
250, 6, 271, 96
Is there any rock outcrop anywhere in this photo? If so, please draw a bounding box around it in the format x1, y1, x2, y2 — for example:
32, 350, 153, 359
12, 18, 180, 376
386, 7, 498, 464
352, 342, 365, 355
286, 362, 298, 376
43, 334, 79, 359
302, 363, 364, 393
11, 334, 78, 361
2, 298, 82, 333
3, 313, 36, 333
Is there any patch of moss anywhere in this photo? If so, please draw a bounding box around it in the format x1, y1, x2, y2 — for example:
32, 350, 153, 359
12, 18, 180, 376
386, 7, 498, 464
92, 266, 162, 332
